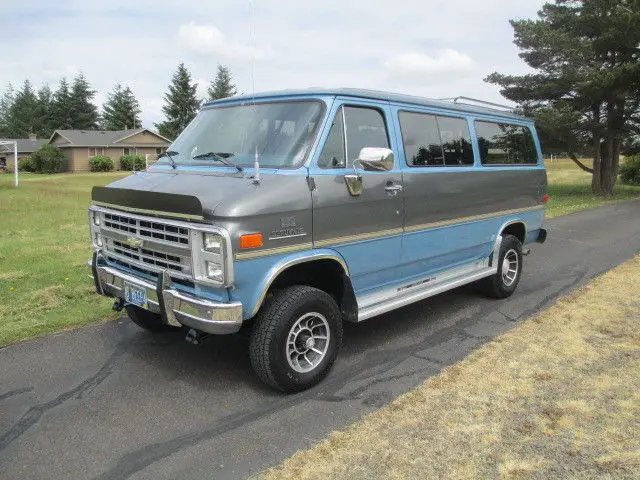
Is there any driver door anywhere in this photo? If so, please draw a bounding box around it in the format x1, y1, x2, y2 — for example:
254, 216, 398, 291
309, 100, 404, 298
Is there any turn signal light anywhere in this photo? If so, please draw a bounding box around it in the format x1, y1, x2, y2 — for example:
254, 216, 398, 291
542, 195, 550, 203
240, 233, 263, 249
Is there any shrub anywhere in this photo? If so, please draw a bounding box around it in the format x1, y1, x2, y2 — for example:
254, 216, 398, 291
89, 155, 114, 172
31, 145, 65, 174
619, 155, 640, 186
120, 154, 146, 171
19, 156, 36, 172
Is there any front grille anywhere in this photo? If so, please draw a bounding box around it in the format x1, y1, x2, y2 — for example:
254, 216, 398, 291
103, 212, 190, 246
99, 209, 193, 279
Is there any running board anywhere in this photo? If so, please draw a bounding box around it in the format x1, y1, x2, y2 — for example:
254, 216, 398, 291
356, 265, 497, 322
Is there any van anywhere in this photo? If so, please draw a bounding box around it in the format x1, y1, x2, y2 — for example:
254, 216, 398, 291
89, 89, 547, 392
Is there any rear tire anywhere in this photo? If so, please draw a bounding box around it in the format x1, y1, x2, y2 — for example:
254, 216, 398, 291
125, 305, 175, 333
480, 234, 523, 299
249, 285, 343, 393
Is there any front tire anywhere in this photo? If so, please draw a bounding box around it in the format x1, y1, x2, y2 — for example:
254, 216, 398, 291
249, 285, 343, 393
480, 234, 523, 299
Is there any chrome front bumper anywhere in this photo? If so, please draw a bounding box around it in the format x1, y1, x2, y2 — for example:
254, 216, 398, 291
91, 254, 243, 335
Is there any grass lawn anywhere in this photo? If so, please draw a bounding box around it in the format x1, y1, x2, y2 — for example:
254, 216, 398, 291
0, 172, 127, 345
0, 161, 638, 346
262, 255, 640, 479
545, 158, 640, 217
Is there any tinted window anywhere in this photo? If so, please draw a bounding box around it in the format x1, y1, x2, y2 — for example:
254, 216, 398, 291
398, 112, 443, 166
399, 112, 473, 167
476, 121, 537, 165
318, 106, 389, 169
317, 107, 346, 169
438, 116, 473, 166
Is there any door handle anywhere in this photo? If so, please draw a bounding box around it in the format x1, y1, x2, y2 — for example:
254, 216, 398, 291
384, 182, 403, 196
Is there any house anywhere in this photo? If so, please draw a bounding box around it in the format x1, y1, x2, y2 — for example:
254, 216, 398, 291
0, 135, 47, 171
48, 128, 171, 172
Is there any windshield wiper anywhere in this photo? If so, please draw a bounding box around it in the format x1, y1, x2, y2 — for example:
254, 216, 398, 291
191, 152, 243, 172
157, 150, 179, 169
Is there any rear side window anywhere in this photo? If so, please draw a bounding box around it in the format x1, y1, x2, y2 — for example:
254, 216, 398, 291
318, 106, 389, 169
399, 112, 473, 167
476, 121, 538, 165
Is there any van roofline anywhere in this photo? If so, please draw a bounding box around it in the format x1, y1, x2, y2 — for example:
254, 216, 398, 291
203, 88, 529, 121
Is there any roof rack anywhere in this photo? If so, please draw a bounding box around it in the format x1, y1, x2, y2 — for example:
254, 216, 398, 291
439, 96, 514, 112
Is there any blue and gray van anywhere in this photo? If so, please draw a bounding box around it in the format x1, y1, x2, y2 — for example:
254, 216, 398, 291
89, 88, 548, 392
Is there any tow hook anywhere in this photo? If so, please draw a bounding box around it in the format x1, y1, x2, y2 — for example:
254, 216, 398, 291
185, 328, 210, 345
112, 298, 125, 312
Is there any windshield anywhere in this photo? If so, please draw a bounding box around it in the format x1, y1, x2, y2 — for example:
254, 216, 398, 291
157, 100, 325, 169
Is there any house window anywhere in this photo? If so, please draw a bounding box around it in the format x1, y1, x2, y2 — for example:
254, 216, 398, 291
88, 147, 104, 157
156, 147, 164, 155
123, 148, 131, 155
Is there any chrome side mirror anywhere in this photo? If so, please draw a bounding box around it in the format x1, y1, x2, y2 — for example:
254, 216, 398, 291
357, 147, 394, 172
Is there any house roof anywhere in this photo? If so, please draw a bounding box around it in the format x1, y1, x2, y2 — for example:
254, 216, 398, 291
48, 128, 171, 147
0, 138, 47, 153
204, 88, 528, 121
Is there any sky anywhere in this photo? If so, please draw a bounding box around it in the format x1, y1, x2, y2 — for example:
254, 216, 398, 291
1, 0, 547, 129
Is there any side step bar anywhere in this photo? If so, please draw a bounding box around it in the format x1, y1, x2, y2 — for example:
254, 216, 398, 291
357, 266, 496, 322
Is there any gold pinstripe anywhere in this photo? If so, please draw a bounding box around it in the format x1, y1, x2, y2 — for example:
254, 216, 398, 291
234, 242, 314, 260
404, 205, 544, 233
233, 205, 545, 260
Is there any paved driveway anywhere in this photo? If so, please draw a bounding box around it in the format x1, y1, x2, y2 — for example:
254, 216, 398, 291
1, 201, 639, 480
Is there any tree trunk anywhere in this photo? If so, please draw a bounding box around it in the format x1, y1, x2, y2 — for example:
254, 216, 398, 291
600, 135, 620, 196
591, 136, 603, 195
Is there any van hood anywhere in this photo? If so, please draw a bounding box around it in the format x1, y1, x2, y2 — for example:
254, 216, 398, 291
92, 170, 311, 220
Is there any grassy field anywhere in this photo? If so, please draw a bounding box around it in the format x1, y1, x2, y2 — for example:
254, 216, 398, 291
0, 162, 639, 346
545, 158, 640, 217
0, 172, 127, 345
262, 255, 640, 479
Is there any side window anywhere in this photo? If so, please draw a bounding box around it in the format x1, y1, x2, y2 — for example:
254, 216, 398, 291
398, 112, 443, 166
344, 106, 389, 164
318, 106, 389, 169
317, 107, 346, 169
438, 116, 473, 166
399, 112, 473, 167
476, 121, 538, 165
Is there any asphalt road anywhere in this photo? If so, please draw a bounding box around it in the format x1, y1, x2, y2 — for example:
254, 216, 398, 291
1, 201, 639, 480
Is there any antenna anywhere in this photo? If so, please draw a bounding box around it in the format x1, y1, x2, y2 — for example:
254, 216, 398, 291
249, 0, 261, 184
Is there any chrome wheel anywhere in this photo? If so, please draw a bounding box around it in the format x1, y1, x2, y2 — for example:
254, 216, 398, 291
286, 312, 330, 373
501, 249, 519, 287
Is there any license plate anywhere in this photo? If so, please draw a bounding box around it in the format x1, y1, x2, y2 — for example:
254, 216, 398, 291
124, 282, 147, 308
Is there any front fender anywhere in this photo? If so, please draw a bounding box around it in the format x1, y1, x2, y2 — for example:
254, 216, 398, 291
230, 248, 349, 320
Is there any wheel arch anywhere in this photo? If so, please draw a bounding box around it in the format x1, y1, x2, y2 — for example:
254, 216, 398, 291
248, 251, 356, 320
499, 220, 527, 244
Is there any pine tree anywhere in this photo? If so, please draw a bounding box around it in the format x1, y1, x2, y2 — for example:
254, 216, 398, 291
37, 84, 54, 137
207, 65, 237, 101
7, 80, 41, 137
486, 0, 640, 195
0, 83, 15, 137
69, 73, 99, 129
102, 84, 142, 130
51, 78, 74, 130
155, 63, 201, 140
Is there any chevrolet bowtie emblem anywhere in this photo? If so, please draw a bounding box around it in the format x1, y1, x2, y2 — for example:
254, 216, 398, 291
125, 237, 144, 248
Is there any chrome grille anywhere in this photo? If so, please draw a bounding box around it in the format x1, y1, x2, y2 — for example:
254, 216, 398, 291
99, 210, 193, 279
103, 212, 189, 246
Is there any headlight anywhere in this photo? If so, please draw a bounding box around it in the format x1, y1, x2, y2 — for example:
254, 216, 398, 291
92, 211, 100, 226
206, 261, 223, 282
94, 232, 103, 248
203, 233, 223, 254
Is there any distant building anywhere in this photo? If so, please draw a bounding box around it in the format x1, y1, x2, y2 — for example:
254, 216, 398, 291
0, 135, 47, 171
48, 128, 172, 172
